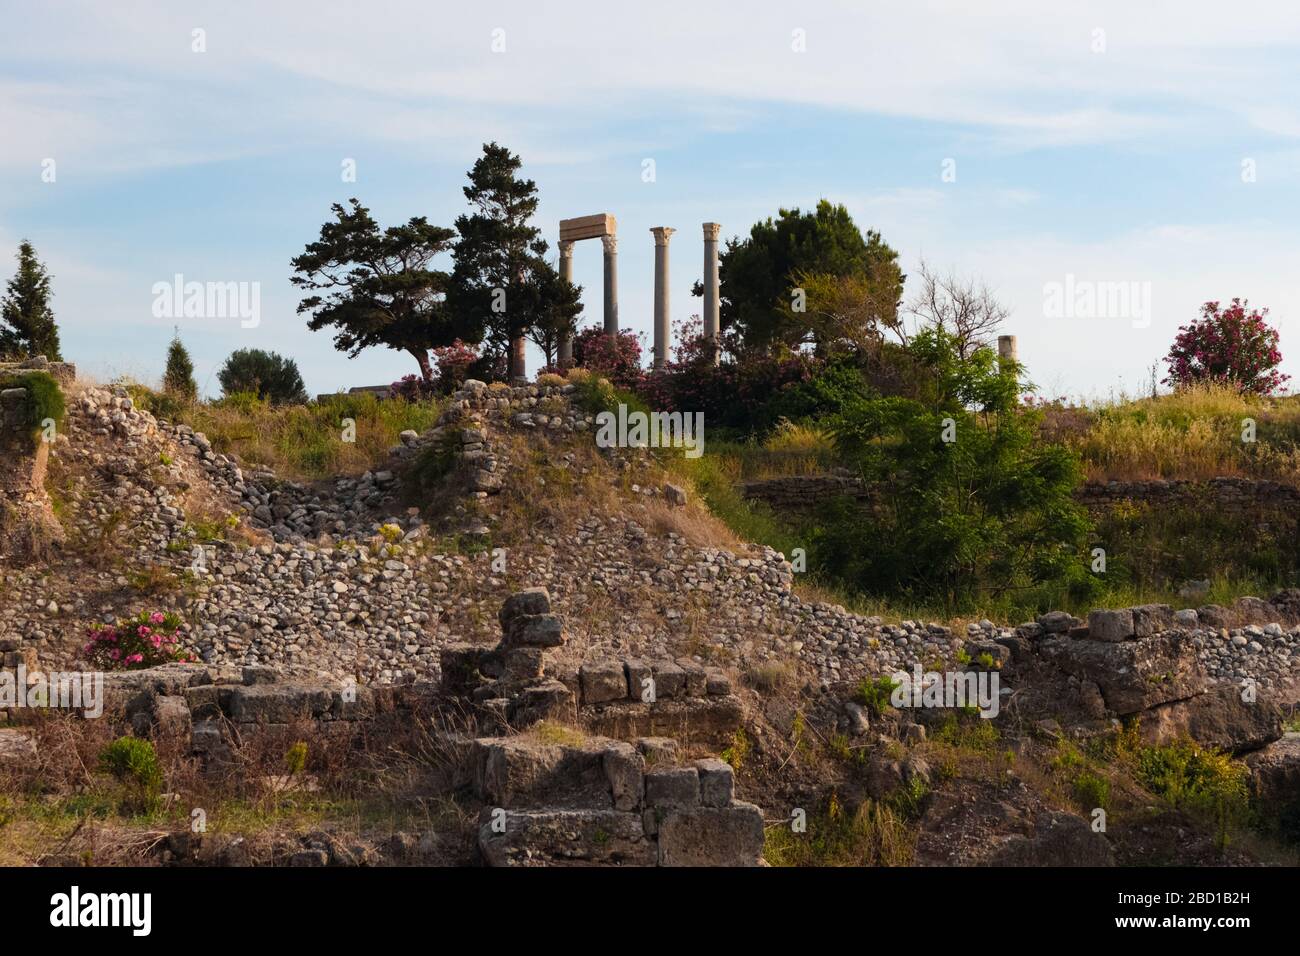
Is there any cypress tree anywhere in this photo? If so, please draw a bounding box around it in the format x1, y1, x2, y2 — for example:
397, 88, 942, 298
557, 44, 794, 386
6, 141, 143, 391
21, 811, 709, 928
0, 241, 63, 360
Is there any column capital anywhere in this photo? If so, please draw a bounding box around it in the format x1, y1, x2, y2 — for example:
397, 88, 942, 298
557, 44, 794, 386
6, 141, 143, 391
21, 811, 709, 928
557, 239, 575, 257
601, 234, 618, 254
650, 226, 676, 245
702, 222, 722, 241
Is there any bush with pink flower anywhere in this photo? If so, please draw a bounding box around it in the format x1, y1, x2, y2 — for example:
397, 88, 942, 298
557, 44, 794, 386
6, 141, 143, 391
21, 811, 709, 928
1164, 299, 1289, 395
84, 610, 194, 671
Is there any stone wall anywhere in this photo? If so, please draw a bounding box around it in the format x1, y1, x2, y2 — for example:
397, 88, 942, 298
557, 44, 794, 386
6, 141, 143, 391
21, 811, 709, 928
465, 734, 764, 866
439, 587, 743, 746
0, 359, 73, 561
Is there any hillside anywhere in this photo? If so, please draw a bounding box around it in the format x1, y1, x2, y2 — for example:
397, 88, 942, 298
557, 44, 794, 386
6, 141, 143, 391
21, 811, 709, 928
1, 364, 1299, 866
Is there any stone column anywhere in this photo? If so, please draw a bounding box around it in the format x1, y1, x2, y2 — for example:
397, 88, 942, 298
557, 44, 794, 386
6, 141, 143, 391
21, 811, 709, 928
557, 240, 575, 366
602, 235, 619, 337
702, 222, 721, 364
997, 335, 1018, 364
651, 227, 675, 369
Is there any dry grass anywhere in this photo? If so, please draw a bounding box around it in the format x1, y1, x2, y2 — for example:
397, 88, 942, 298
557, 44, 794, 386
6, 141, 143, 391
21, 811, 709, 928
126, 385, 445, 482
1067, 384, 1300, 482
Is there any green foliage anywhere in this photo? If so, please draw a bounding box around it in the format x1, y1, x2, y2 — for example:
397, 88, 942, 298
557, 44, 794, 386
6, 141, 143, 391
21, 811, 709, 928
163, 333, 198, 402
217, 349, 308, 405
0, 241, 61, 360
98, 737, 162, 793
124, 382, 186, 422
448, 143, 582, 376
721, 728, 750, 771
816, 328, 1091, 611
763, 793, 914, 866
0, 370, 64, 435
1073, 771, 1111, 811
284, 742, 309, 776
856, 675, 900, 718
1133, 739, 1250, 850
759, 353, 875, 427
718, 201, 903, 352
292, 198, 458, 383
931, 710, 1001, 751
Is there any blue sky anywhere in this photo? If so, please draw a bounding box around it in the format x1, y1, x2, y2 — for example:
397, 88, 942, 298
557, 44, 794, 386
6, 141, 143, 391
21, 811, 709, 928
3, 0, 1300, 399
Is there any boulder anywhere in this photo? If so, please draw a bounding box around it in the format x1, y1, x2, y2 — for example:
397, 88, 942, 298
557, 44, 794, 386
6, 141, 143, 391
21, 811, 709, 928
502, 613, 565, 648
478, 808, 656, 867
657, 802, 765, 867
1130, 604, 1174, 638
985, 811, 1114, 866
1040, 631, 1206, 714
694, 758, 735, 808
1246, 733, 1300, 822
580, 661, 628, 704
1140, 684, 1283, 754
227, 683, 335, 724
1087, 608, 1135, 642
644, 766, 700, 809
498, 588, 551, 629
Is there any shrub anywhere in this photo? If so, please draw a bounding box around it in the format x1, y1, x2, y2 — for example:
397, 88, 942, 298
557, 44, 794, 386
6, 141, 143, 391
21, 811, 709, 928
98, 737, 162, 793
1134, 739, 1250, 849
217, 348, 308, 405
84, 610, 193, 670
818, 328, 1090, 611
760, 352, 874, 426
856, 674, 900, 717
284, 741, 309, 776
572, 326, 643, 390
0, 370, 65, 435
1164, 299, 1288, 395
637, 318, 814, 431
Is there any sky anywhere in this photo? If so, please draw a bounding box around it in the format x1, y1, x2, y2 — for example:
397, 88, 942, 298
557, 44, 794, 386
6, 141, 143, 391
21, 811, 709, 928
3, 0, 1300, 400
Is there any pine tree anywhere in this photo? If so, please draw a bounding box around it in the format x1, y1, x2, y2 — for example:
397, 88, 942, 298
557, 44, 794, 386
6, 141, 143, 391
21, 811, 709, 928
448, 143, 581, 380
0, 241, 63, 360
292, 199, 459, 382
163, 330, 198, 402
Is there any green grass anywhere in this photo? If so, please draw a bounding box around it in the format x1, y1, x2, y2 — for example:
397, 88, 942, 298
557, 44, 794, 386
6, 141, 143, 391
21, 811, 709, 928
0, 371, 65, 435
127, 385, 444, 481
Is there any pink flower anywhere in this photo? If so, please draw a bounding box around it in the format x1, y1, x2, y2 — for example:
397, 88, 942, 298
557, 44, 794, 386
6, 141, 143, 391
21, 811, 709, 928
150, 612, 166, 624
126, 653, 143, 664
137, 625, 151, 638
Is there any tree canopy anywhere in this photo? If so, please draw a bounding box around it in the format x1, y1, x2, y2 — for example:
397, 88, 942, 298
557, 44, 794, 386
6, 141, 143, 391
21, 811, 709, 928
291, 199, 458, 382
715, 201, 903, 354
448, 143, 581, 379
0, 241, 62, 361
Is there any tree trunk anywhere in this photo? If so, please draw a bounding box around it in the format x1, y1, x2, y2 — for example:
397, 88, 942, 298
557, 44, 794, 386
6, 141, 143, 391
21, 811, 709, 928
410, 348, 434, 382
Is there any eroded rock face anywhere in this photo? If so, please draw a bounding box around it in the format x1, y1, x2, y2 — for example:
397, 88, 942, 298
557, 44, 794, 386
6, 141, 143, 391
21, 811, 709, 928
656, 802, 765, 867
984, 811, 1115, 867
1040, 631, 1206, 714
477, 809, 657, 867
1246, 733, 1300, 820
1140, 684, 1283, 755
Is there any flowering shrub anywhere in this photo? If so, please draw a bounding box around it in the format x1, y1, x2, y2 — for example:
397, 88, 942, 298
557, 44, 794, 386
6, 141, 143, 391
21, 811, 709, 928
637, 317, 818, 430
84, 611, 193, 670
388, 373, 436, 402
572, 327, 644, 390
1164, 299, 1289, 395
